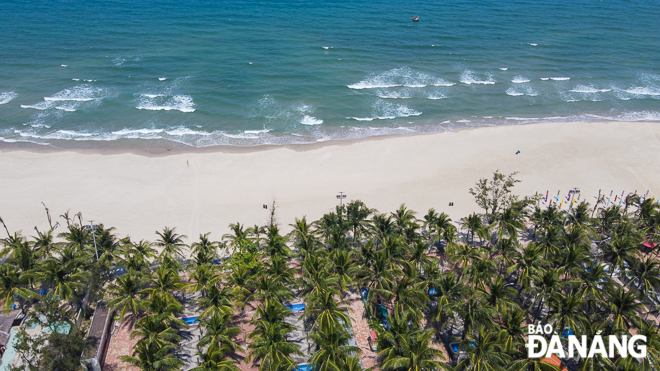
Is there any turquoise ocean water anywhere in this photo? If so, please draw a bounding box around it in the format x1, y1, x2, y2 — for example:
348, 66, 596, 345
0, 0, 659, 147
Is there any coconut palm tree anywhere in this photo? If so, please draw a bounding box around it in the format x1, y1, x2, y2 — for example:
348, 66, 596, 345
125, 239, 158, 259
576, 261, 612, 314
246, 320, 302, 371
462, 213, 484, 245
252, 273, 292, 303
480, 276, 518, 320
358, 251, 398, 317
264, 225, 291, 257
186, 263, 219, 297
289, 217, 321, 259
594, 287, 643, 334
33, 257, 89, 305
58, 224, 90, 252
32, 228, 57, 258
142, 265, 185, 300
392, 204, 417, 235
120, 341, 184, 371
154, 226, 187, 259
451, 245, 482, 280
223, 222, 251, 251
0, 264, 37, 313
602, 233, 641, 278
198, 310, 241, 353
430, 272, 464, 333
507, 358, 561, 371
380, 328, 447, 371
309, 321, 360, 371
329, 249, 358, 295
345, 200, 373, 243
198, 283, 234, 320
192, 345, 240, 371
305, 286, 350, 331
455, 326, 510, 370
530, 268, 564, 322
625, 256, 660, 293
106, 269, 147, 319
267, 254, 296, 286
455, 292, 495, 341
495, 205, 526, 240
509, 243, 544, 291
498, 308, 527, 353
634, 321, 660, 366
545, 291, 588, 336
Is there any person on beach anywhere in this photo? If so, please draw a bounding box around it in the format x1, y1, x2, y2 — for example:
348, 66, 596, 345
516, 150, 520, 154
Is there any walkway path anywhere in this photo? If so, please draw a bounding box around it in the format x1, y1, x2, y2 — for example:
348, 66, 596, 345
345, 292, 379, 370
103, 315, 140, 371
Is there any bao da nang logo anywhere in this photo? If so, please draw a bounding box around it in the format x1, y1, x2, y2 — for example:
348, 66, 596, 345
526, 325, 647, 359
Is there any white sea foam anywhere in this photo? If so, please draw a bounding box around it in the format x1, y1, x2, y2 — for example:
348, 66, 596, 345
348, 67, 453, 89
623, 87, 660, 96
570, 85, 612, 93
357, 100, 422, 120
540, 78, 549, 81
300, 115, 323, 125
512, 76, 531, 83
61, 64, 67, 67
377, 90, 412, 99
432, 80, 455, 87
21, 102, 53, 110
460, 70, 495, 85
222, 133, 259, 139
500, 68, 508, 71
505, 117, 541, 121
427, 93, 447, 100
136, 94, 196, 112
72, 78, 80, 81
60, 130, 92, 137
165, 128, 213, 136
243, 129, 270, 134
529, 43, 538, 46
113, 58, 125, 66
505, 89, 524, 96
43, 85, 107, 102
550, 77, 570, 81
112, 128, 164, 136
159, 77, 167, 81
0, 92, 17, 105
322, 46, 330, 49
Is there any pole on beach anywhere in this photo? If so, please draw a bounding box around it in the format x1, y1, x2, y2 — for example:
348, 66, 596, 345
563, 188, 579, 227
86, 221, 99, 261
336, 192, 347, 207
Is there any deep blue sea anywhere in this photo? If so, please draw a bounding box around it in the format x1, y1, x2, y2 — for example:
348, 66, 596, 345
1, 0, 659, 147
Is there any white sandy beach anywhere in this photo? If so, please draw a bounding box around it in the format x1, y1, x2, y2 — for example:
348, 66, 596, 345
0, 121, 659, 244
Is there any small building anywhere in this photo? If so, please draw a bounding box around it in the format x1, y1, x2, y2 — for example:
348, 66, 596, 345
0, 309, 22, 349
82, 302, 113, 371
542, 355, 568, 371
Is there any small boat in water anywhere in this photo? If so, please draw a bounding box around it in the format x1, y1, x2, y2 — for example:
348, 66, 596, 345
412, 16, 419, 22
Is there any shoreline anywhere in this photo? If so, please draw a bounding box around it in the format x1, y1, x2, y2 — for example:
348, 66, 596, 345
1, 119, 659, 157
1, 120, 659, 244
